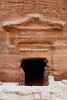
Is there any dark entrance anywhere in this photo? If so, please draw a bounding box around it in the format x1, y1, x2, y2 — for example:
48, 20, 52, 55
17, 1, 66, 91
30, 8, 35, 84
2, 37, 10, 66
21, 58, 47, 86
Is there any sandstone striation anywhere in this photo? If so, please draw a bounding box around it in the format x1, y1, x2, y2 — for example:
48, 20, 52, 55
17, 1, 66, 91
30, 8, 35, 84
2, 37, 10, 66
0, 0, 67, 85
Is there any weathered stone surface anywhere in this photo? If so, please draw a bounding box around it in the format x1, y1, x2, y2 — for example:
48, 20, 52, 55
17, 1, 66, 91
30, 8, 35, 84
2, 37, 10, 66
0, 0, 67, 84
41, 92, 51, 99
0, 82, 3, 86
34, 94, 41, 99
0, 79, 67, 100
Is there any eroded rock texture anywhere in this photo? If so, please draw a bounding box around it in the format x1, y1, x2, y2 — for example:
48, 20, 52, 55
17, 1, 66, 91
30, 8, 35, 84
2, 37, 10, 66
0, 0, 67, 85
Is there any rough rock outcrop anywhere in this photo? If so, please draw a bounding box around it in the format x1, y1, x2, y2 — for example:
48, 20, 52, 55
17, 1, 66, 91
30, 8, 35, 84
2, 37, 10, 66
0, 0, 67, 84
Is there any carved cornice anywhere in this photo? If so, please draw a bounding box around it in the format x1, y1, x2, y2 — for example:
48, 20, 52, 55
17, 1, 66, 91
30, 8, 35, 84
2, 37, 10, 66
20, 48, 49, 51
2, 14, 65, 31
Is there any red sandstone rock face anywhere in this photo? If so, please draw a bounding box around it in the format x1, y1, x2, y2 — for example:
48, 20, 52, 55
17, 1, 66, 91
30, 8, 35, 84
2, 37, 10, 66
0, 0, 67, 85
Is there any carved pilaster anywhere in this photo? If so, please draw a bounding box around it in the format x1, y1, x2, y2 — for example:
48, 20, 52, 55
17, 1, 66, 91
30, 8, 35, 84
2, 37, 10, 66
19, 65, 25, 85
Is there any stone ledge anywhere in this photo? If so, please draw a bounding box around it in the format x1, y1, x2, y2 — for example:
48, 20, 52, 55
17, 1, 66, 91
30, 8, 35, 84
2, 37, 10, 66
0, 79, 67, 100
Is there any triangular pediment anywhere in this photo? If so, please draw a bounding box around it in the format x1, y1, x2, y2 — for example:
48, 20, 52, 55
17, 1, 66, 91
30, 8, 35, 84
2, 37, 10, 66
3, 14, 65, 31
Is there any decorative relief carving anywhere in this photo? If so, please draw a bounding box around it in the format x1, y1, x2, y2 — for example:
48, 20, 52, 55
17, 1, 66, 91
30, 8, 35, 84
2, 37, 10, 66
17, 42, 52, 50
3, 14, 65, 51
3, 14, 65, 31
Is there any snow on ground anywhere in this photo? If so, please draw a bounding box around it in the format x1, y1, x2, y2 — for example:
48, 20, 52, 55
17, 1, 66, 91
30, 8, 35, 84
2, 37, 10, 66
0, 76, 67, 100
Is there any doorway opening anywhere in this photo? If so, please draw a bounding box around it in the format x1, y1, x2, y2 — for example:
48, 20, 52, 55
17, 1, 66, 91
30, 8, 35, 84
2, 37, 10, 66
21, 58, 47, 86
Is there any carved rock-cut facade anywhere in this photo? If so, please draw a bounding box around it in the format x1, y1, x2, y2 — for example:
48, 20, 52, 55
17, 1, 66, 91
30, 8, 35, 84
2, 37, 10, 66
0, 0, 67, 85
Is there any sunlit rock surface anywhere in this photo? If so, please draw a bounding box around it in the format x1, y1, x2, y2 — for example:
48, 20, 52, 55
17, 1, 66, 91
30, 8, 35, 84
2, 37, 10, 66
0, 76, 67, 100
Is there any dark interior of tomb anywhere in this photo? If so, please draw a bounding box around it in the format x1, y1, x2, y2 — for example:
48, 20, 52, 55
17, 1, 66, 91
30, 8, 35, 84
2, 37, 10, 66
21, 58, 47, 86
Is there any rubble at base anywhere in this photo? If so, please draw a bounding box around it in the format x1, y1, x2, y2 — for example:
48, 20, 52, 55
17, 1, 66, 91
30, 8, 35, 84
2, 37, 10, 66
0, 76, 67, 100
